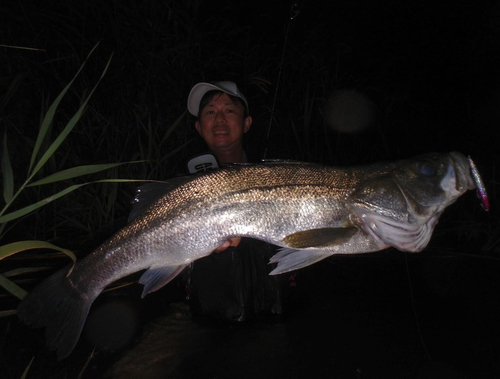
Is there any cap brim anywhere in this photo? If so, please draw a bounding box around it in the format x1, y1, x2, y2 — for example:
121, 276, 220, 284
187, 82, 248, 116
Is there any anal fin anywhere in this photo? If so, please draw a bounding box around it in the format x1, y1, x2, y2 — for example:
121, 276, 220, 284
139, 264, 188, 298
269, 248, 333, 275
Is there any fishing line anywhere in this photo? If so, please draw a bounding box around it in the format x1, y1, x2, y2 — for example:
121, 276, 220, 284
262, 1, 302, 160
404, 252, 432, 361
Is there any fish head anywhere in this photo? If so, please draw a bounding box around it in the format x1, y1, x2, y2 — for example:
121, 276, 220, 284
348, 152, 475, 252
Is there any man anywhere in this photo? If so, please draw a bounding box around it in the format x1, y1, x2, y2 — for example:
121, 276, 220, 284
185, 81, 286, 322
188, 81, 252, 165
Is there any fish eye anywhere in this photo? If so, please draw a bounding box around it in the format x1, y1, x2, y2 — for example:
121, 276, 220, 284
418, 161, 436, 176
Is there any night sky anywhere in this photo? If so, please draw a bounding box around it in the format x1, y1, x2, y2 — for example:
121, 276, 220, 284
2, 1, 500, 162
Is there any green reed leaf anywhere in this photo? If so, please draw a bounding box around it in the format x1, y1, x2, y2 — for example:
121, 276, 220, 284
29, 43, 101, 175
27, 161, 140, 186
20, 357, 35, 379
2, 267, 50, 276
2, 132, 14, 203
160, 110, 186, 145
0, 184, 86, 223
158, 139, 193, 165
0, 240, 76, 263
0, 273, 28, 300
0, 241, 76, 300
0, 310, 17, 317
30, 50, 114, 180
0, 179, 142, 224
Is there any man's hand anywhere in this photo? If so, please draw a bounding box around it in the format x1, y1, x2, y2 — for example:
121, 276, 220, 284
215, 237, 242, 252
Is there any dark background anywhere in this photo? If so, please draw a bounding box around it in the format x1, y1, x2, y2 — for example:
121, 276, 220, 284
1, 1, 499, 378
2, 1, 499, 165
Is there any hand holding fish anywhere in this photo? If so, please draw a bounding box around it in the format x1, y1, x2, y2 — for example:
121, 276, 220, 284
215, 237, 242, 252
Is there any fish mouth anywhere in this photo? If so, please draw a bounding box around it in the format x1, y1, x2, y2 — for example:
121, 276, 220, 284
446, 151, 475, 195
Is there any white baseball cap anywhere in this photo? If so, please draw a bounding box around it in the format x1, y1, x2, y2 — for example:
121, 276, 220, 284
187, 81, 249, 117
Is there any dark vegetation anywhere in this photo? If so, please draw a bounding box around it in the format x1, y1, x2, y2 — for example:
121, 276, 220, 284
1, 1, 499, 377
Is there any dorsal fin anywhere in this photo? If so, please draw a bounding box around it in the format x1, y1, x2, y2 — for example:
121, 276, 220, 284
128, 178, 193, 222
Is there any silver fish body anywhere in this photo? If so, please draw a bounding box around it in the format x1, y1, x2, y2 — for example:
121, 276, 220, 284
17, 151, 476, 359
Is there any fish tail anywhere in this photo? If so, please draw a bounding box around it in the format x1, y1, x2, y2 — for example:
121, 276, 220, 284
17, 265, 97, 360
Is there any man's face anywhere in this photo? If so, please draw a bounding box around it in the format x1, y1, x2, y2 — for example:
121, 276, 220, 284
195, 93, 252, 151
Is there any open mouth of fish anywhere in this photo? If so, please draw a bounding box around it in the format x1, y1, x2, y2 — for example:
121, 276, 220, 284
351, 152, 481, 252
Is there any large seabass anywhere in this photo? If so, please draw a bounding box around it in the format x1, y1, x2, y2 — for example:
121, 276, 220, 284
18, 151, 476, 359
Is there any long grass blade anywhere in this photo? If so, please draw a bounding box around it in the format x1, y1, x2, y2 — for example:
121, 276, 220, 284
105, 181, 118, 217
2, 267, 51, 276
29, 43, 100, 174
160, 110, 186, 145
0, 73, 27, 112
0, 240, 76, 263
2, 132, 14, 203
27, 161, 141, 187
0, 43, 45, 51
0, 184, 86, 223
77, 349, 95, 379
160, 139, 193, 162
29, 51, 114, 181
20, 357, 35, 379
0, 273, 28, 300
0, 179, 144, 224
0, 240, 76, 301
0, 310, 17, 317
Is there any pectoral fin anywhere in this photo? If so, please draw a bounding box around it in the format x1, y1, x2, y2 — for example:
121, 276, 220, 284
269, 248, 333, 274
282, 227, 357, 249
139, 264, 188, 298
